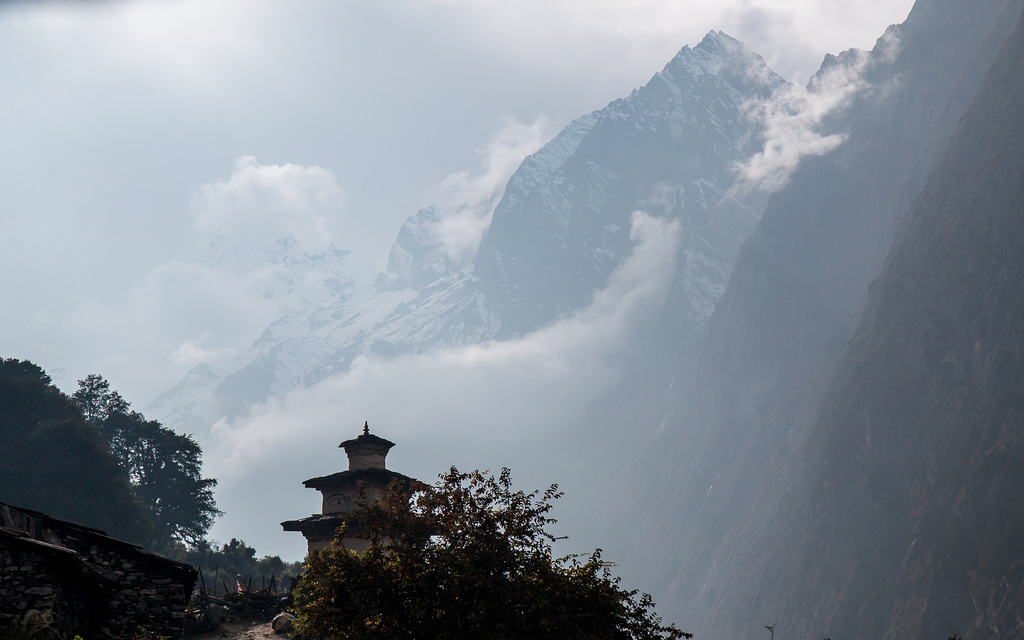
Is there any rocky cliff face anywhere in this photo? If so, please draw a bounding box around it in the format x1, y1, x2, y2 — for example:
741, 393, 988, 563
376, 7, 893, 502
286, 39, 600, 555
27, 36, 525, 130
475, 31, 783, 342
749, 12, 1024, 637
622, 0, 1024, 636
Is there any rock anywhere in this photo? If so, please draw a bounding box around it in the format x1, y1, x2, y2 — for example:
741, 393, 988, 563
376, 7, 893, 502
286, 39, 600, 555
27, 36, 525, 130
23, 609, 52, 627
22, 586, 53, 596
203, 603, 225, 627
272, 612, 296, 635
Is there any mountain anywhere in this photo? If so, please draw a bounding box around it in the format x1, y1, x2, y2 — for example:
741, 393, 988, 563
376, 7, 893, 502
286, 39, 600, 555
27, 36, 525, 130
149, 236, 372, 430
149, 31, 785, 434
473, 31, 783, 341
747, 13, 1024, 636
139, 5, 1024, 635
617, 0, 1024, 637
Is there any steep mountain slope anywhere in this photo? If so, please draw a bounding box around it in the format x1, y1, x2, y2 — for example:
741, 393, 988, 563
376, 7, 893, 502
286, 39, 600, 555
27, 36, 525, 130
150, 32, 784, 434
475, 31, 783, 341
148, 238, 371, 431
620, 0, 1024, 635
725, 12, 1024, 637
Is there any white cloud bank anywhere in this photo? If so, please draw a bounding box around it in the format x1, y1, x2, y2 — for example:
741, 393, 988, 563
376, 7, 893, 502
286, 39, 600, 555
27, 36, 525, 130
32, 116, 546, 407
33, 156, 355, 403
194, 156, 347, 255
399, 0, 914, 85
732, 27, 903, 193
200, 210, 681, 558
426, 116, 555, 266
28, 257, 281, 421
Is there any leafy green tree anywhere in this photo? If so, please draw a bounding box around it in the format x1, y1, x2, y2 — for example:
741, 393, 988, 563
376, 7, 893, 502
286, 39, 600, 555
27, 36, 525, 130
73, 374, 221, 550
71, 373, 128, 423
0, 359, 150, 543
173, 538, 303, 591
102, 409, 221, 548
294, 468, 690, 640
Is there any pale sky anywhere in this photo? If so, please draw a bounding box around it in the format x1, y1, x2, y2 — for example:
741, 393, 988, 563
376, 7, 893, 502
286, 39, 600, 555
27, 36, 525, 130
0, 0, 917, 559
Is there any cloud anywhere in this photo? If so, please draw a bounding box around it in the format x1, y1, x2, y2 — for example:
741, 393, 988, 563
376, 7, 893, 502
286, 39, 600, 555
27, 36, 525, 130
30, 157, 359, 405
388, 0, 705, 79
199, 210, 681, 558
16, 0, 272, 91
730, 27, 902, 194
30, 260, 281, 409
424, 116, 555, 266
0, 0, 917, 558
391, 0, 914, 85
193, 156, 347, 255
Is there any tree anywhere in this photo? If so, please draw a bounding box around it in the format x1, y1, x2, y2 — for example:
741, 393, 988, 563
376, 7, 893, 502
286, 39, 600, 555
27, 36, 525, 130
294, 467, 690, 640
0, 359, 150, 543
72, 373, 128, 423
73, 374, 221, 550
173, 538, 303, 590
102, 409, 221, 549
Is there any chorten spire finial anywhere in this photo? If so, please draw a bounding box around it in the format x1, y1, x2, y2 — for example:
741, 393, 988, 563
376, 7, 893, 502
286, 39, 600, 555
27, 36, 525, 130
363, 421, 369, 436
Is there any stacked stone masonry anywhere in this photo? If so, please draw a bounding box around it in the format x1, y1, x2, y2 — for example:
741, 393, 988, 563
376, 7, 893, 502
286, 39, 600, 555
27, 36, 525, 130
0, 503, 196, 640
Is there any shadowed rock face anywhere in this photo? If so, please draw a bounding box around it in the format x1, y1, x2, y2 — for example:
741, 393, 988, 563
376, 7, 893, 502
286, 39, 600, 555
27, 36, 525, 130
768, 12, 1024, 638
620, 0, 1024, 637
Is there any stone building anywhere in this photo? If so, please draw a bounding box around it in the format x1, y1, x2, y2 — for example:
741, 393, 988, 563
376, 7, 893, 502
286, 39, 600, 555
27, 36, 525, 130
0, 502, 196, 640
281, 423, 418, 554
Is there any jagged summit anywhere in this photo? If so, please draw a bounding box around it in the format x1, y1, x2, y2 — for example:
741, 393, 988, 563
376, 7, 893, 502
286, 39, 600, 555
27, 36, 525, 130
474, 30, 785, 338
618, 0, 1024, 637
662, 30, 782, 86
381, 206, 453, 291
150, 33, 787, 433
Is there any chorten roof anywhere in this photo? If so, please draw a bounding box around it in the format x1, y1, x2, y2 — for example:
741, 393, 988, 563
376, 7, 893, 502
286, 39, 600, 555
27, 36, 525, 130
339, 422, 395, 451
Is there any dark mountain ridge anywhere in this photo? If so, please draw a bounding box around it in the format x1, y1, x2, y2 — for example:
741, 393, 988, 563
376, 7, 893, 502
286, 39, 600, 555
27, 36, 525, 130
617, 0, 1024, 636
750, 11, 1024, 636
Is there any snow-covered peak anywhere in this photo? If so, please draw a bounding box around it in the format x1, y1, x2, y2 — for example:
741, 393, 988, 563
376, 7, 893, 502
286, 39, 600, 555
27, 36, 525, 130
502, 112, 599, 210
660, 30, 786, 92
382, 206, 455, 290
152, 32, 785, 438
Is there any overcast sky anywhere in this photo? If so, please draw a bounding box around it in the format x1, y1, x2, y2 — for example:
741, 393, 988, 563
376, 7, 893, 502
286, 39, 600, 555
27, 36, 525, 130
0, 0, 916, 559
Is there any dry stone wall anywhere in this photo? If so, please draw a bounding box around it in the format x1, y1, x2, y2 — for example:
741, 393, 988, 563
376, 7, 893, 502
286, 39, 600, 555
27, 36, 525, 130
0, 532, 94, 639
0, 503, 196, 640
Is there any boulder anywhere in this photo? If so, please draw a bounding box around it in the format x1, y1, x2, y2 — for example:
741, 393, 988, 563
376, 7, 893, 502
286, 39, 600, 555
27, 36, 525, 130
202, 603, 225, 628
272, 612, 296, 635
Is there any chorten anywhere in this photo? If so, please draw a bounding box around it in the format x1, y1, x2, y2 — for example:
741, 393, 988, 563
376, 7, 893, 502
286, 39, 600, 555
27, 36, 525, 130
281, 422, 417, 554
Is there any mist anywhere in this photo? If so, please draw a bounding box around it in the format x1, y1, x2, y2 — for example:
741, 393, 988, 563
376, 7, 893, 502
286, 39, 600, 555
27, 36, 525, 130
200, 211, 680, 559
4, 0, 949, 630
732, 26, 903, 194
10, 0, 1024, 637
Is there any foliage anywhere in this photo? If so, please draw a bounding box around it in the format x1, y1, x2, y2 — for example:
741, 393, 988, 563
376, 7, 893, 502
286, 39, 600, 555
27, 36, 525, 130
0, 359, 222, 552
0, 620, 53, 640
0, 359, 149, 543
71, 373, 128, 423
102, 409, 220, 549
294, 467, 690, 640
172, 538, 303, 591
72, 374, 221, 550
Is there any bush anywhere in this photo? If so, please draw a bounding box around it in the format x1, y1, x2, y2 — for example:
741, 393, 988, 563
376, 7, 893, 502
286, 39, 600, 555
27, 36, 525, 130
294, 467, 689, 640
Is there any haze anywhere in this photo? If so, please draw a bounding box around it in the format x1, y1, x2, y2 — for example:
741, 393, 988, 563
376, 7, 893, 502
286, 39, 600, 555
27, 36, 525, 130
1, 0, 914, 561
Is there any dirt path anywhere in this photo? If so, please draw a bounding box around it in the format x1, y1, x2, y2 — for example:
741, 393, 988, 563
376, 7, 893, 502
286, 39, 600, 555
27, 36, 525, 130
185, 620, 281, 640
